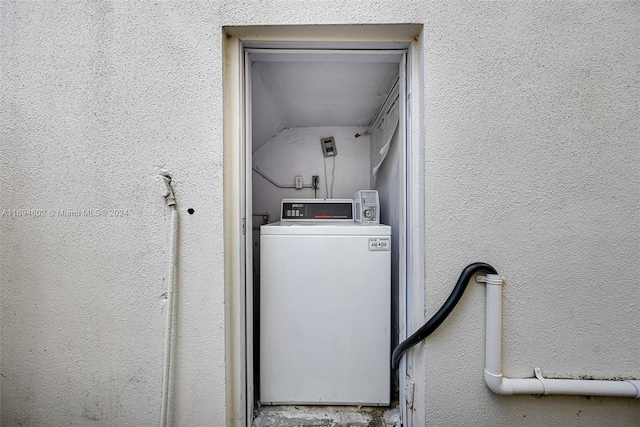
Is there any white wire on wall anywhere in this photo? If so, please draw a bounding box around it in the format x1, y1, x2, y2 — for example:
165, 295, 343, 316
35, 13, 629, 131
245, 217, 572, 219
323, 156, 336, 199
160, 174, 178, 427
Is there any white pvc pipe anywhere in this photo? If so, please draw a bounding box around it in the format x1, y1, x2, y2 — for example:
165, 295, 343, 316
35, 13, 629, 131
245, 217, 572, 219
161, 176, 178, 427
483, 274, 640, 398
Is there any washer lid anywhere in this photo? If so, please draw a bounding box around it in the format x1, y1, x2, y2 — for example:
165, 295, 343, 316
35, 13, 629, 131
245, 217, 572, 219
260, 222, 391, 236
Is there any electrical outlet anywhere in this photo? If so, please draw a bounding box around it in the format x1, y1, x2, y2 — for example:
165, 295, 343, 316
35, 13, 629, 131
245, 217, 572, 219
312, 175, 319, 190
294, 176, 303, 189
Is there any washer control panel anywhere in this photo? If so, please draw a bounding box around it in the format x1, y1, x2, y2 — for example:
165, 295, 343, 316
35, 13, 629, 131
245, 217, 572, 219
281, 199, 354, 222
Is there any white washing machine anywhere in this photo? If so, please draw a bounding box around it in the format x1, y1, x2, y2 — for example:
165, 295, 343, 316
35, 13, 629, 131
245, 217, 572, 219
259, 219, 391, 406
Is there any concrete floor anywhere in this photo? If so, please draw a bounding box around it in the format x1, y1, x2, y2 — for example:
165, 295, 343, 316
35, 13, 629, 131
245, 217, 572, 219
252, 404, 401, 427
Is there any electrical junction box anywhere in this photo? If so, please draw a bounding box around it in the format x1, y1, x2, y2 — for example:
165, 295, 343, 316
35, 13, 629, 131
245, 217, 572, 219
353, 190, 380, 224
320, 136, 337, 157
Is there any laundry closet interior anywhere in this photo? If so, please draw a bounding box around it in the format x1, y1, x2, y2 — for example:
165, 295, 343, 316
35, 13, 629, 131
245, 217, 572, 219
244, 44, 410, 409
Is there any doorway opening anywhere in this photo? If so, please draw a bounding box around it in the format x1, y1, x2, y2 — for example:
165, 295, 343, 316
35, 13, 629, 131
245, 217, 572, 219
224, 26, 423, 426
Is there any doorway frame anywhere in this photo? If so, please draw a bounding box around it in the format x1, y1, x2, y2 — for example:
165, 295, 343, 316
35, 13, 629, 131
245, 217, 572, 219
223, 25, 424, 427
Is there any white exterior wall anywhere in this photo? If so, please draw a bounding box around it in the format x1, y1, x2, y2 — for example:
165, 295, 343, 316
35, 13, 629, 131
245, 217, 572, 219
1, 2, 638, 426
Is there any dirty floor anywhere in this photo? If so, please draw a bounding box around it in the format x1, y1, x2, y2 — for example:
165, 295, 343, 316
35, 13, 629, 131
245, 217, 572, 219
252, 404, 401, 427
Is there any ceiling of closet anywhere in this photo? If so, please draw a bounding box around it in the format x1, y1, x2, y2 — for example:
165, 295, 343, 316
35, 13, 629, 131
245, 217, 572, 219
251, 59, 399, 150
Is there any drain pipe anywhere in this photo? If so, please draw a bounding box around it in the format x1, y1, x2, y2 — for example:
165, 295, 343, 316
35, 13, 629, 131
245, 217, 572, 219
160, 173, 178, 426
481, 274, 640, 398
391, 262, 497, 370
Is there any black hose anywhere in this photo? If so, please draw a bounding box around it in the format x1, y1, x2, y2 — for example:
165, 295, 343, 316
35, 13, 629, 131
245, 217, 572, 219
391, 262, 498, 370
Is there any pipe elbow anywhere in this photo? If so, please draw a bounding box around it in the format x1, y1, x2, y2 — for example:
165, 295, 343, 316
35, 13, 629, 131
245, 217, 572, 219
484, 369, 513, 395
627, 380, 640, 398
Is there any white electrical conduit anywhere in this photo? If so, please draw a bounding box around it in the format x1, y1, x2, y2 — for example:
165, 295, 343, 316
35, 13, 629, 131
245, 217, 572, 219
480, 274, 640, 398
161, 174, 178, 426
252, 166, 314, 189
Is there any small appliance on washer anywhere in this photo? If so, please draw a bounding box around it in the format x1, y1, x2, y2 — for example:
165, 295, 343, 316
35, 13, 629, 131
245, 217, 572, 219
259, 198, 391, 406
353, 190, 380, 224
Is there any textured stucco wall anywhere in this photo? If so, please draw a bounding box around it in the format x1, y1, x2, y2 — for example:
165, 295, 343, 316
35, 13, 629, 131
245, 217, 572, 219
420, 2, 640, 425
0, 2, 225, 425
1, 1, 639, 426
